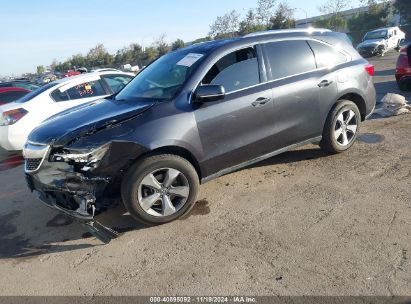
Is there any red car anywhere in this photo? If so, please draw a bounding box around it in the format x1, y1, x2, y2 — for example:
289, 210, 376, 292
63, 70, 81, 77
0, 87, 31, 105
396, 44, 411, 91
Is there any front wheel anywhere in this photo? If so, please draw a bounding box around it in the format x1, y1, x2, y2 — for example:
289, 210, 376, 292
121, 154, 199, 225
320, 100, 361, 154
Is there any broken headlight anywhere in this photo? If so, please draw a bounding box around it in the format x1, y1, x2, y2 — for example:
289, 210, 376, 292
50, 144, 109, 171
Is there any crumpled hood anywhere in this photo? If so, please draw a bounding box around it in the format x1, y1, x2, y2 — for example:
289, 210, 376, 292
28, 98, 155, 146
357, 39, 386, 48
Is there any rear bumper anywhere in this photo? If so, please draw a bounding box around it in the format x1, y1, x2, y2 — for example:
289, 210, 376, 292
364, 79, 377, 119
0, 125, 29, 151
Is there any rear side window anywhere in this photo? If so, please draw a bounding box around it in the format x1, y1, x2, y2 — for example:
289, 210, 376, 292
0, 91, 28, 103
52, 80, 106, 102
103, 75, 133, 94
264, 40, 316, 80
307, 40, 348, 69
202, 47, 260, 93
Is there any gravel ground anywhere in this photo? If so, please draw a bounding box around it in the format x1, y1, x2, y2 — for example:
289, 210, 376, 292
0, 51, 409, 296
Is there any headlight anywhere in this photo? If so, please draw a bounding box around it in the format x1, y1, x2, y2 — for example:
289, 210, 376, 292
50, 144, 110, 171
0, 108, 28, 126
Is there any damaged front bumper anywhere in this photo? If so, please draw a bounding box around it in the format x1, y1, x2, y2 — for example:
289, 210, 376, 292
23, 142, 122, 243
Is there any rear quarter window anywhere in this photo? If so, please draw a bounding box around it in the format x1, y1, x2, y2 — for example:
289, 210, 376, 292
263, 40, 316, 80
307, 40, 348, 69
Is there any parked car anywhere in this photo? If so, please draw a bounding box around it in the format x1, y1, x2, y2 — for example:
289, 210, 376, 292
0, 80, 39, 91
0, 71, 134, 151
23, 29, 376, 241
63, 70, 81, 77
357, 27, 406, 57
0, 87, 31, 105
395, 43, 411, 91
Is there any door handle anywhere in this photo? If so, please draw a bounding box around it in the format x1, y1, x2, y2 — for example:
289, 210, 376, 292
318, 80, 334, 88
252, 97, 271, 107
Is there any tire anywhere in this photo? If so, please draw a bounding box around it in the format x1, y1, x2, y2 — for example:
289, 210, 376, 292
320, 100, 361, 154
121, 154, 199, 225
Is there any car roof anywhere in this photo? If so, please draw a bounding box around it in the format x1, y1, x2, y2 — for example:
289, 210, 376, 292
185, 28, 342, 54
51, 70, 134, 85
0, 87, 30, 93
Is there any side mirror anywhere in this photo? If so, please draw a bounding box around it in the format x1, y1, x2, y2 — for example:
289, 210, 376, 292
194, 85, 225, 103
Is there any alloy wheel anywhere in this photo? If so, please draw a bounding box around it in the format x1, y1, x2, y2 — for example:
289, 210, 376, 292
137, 168, 190, 217
334, 109, 358, 146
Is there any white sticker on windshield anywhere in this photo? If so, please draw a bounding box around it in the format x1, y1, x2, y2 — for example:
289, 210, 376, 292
176, 53, 204, 67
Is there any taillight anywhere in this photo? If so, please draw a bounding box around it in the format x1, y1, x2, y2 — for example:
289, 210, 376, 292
365, 64, 375, 76
400, 46, 408, 55
0, 108, 28, 126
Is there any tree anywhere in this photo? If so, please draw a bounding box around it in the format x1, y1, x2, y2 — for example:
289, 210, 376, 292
171, 39, 185, 51
318, 0, 349, 15
153, 34, 170, 56
209, 10, 240, 39
256, 0, 277, 26
239, 9, 266, 35
86, 44, 113, 68
36, 65, 45, 74
270, 2, 295, 29
348, 0, 391, 32
315, 0, 349, 31
394, 0, 411, 26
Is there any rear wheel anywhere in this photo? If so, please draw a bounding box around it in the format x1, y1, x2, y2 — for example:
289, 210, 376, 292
121, 154, 199, 225
320, 100, 361, 154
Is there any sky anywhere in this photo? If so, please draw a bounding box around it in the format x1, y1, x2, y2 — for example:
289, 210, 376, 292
0, 0, 362, 76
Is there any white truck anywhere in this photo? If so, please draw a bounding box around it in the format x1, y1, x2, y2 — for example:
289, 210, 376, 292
357, 27, 406, 57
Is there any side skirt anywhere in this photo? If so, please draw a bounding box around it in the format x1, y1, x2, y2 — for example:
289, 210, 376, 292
201, 136, 322, 183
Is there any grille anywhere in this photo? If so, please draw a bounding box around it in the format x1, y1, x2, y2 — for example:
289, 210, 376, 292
25, 158, 43, 172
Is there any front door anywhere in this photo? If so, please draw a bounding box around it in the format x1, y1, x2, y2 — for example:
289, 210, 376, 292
194, 47, 276, 177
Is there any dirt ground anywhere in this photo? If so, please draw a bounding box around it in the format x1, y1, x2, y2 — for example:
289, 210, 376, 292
0, 51, 410, 296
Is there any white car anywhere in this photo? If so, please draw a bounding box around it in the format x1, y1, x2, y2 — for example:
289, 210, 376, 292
0, 71, 134, 151
357, 27, 406, 57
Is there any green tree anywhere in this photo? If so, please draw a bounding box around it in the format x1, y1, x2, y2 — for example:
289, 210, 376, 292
209, 10, 240, 39
269, 2, 295, 29
394, 0, 411, 25
256, 0, 277, 26
239, 9, 266, 35
36, 65, 45, 74
315, 0, 349, 31
153, 34, 170, 56
348, 1, 391, 32
171, 39, 185, 51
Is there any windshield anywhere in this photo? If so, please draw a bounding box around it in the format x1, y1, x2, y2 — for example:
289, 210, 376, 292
15, 82, 58, 103
364, 30, 387, 41
116, 50, 206, 101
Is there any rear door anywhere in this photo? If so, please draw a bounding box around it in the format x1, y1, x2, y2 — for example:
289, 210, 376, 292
261, 39, 323, 148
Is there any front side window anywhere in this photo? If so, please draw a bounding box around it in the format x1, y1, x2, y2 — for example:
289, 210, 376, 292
116, 50, 206, 101
264, 40, 316, 80
307, 40, 347, 68
103, 75, 133, 94
202, 47, 260, 93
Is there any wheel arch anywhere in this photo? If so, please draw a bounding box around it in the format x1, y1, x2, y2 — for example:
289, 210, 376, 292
336, 92, 367, 121
131, 145, 203, 182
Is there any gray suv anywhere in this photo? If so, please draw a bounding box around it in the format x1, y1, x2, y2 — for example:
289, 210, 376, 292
24, 29, 376, 242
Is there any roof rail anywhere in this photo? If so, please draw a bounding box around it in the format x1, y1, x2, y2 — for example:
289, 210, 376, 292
244, 28, 332, 38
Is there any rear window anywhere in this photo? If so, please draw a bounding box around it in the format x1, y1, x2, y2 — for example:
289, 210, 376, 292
0, 91, 28, 103
307, 40, 348, 68
16, 82, 58, 103
264, 40, 316, 80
